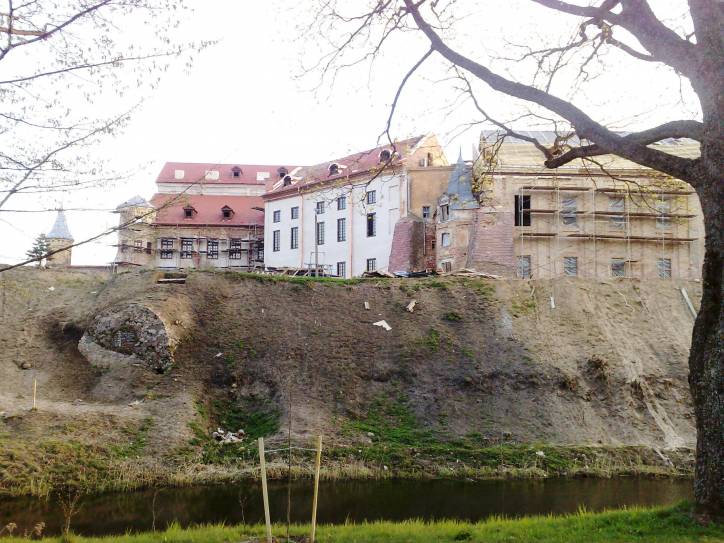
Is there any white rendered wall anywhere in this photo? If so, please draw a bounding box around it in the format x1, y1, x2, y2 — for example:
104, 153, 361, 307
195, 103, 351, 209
264, 173, 405, 277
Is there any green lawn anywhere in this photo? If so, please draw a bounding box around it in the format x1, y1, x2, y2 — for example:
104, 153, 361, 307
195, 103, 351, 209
6, 503, 722, 542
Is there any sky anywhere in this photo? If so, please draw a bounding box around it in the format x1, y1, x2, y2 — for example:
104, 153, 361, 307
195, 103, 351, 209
0, 0, 698, 266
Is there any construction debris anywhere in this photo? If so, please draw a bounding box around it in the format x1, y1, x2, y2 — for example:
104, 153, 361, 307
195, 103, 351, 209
445, 268, 502, 279
213, 427, 246, 444
406, 300, 416, 313
362, 270, 395, 278
373, 320, 392, 331
364, 301, 370, 310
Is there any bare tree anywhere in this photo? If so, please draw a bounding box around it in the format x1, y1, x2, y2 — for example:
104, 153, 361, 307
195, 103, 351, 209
0, 0, 208, 210
306, 0, 722, 519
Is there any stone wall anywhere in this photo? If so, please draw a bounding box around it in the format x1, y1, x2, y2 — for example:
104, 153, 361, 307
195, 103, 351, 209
84, 303, 176, 372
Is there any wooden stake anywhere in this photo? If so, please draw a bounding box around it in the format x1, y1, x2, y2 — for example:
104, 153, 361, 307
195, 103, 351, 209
258, 437, 272, 543
310, 434, 323, 543
32, 378, 37, 410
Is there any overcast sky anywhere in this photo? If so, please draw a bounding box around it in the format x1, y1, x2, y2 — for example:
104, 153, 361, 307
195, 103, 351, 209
1, 0, 697, 265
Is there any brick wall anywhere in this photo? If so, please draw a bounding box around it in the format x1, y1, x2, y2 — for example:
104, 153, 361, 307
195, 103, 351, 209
389, 216, 427, 272
467, 210, 515, 276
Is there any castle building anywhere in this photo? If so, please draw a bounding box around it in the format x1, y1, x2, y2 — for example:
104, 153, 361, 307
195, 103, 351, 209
262, 134, 448, 277
45, 209, 74, 267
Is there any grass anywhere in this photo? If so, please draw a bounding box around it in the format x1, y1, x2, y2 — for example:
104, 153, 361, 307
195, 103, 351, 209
4, 503, 722, 542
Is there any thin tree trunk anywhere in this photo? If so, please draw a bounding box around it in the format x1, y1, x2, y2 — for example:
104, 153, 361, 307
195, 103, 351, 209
689, 170, 723, 520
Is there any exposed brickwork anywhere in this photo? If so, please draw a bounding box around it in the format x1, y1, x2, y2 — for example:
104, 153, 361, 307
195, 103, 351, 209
466, 210, 515, 276
424, 222, 436, 270
389, 217, 427, 272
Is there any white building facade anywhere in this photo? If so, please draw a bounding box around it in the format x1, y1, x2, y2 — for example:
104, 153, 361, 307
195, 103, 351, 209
264, 173, 404, 277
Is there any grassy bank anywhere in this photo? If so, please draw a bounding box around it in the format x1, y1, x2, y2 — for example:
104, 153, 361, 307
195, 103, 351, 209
2, 504, 722, 542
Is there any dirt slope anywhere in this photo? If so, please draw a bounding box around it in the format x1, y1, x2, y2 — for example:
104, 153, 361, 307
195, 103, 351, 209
0, 268, 701, 494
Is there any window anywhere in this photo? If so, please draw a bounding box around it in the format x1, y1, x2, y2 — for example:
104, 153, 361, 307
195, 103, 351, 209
609, 196, 625, 229
146, 242, 152, 254
160, 238, 173, 260
657, 258, 672, 279
277, 167, 288, 178
366, 258, 377, 272
514, 195, 531, 226
229, 238, 242, 260
422, 206, 431, 219
283, 175, 292, 186
232, 166, 241, 178
257, 246, 264, 261
441, 232, 451, 247
207, 239, 219, 259
134, 239, 143, 253
222, 206, 233, 219
328, 163, 339, 176
379, 149, 391, 163
561, 197, 578, 226
337, 218, 346, 242
316, 201, 325, 214
517, 255, 531, 279
611, 258, 626, 277
336, 261, 346, 278
180, 238, 193, 259
656, 198, 671, 229
183, 206, 195, 219
272, 230, 280, 252
442, 261, 452, 273
366, 212, 376, 237
316, 221, 325, 245
563, 256, 578, 276
440, 204, 450, 222
273, 210, 281, 223
366, 190, 376, 204
291, 206, 299, 219
290, 227, 298, 249
337, 196, 346, 210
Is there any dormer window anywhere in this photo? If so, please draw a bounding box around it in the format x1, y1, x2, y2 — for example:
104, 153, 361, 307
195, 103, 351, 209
379, 149, 392, 163
183, 205, 196, 219
283, 175, 292, 186
328, 163, 339, 176
231, 166, 242, 178
221, 205, 234, 219
277, 167, 289, 179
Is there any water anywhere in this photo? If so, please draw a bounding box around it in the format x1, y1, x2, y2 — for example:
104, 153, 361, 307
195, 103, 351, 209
0, 478, 692, 536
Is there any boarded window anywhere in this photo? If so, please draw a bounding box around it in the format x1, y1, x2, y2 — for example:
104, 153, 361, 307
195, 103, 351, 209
611, 258, 626, 277
316, 221, 325, 245
337, 218, 346, 242
440, 204, 450, 222
563, 256, 578, 276
517, 255, 531, 279
514, 195, 531, 226
272, 230, 280, 252
561, 197, 578, 225
290, 227, 298, 249
442, 261, 452, 273
657, 258, 672, 279
608, 196, 625, 229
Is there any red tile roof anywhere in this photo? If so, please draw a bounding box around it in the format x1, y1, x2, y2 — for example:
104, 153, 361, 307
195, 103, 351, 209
149, 194, 264, 226
156, 162, 298, 186
264, 136, 425, 198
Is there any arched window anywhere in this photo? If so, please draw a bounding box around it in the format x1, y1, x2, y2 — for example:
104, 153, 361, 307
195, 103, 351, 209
231, 166, 242, 178
379, 149, 392, 163
277, 167, 289, 179
328, 163, 339, 176
283, 175, 292, 186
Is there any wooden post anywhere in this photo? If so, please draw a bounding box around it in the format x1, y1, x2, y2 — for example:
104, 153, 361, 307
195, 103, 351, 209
310, 434, 323, 543
32, 378, 37, 410
258, 437, 272, 543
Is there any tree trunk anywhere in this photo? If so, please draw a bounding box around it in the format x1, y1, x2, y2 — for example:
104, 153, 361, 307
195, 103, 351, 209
689, 169, 723, 520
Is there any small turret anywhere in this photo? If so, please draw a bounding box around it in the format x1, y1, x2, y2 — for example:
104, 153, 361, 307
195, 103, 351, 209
45, 210, 73, 267
114, 195, 155, 267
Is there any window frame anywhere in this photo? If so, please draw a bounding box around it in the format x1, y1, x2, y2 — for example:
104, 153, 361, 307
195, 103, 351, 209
180, 238, 194, 259
336, 261, 346, 278
441, 232, 451, 247
657, 257, 672, 279
272, 230, 281, 252
563, 256, 578, 277
229, 238, 242, 260
366, 190, 376, 205
366, 212, 376, 237
316, 221, 325, 245
517, 255, 532, 279
337, 217, 346, 242
422, 205, 430, 219
440, 204, 450, 222
514, 195, 531, 226
290, 226, 299, 250
206, 239, 219, 260
337, 196, 346, 210
561, 197, 578, 226
316, 201, 325, 215
291, 206, 299, 220
366, 258, 377, 272
272, 210, 281, 223
611, 258, 626, 277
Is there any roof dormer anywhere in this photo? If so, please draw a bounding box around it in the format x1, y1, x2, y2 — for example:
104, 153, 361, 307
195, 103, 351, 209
231, 166, 242, 179
379, 149, 392, 163
183, 204, 197, 219
221, 205, 234, 219
328, 163, 340, 176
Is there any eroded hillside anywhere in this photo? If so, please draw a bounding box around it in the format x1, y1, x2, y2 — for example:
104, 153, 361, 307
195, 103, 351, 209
0, 268, 701, 495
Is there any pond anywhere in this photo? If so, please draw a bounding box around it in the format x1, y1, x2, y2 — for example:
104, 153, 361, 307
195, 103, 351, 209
0, 478, 692, 536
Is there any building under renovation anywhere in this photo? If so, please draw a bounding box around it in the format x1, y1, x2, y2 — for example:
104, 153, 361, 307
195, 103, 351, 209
434, 131, 704, 280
